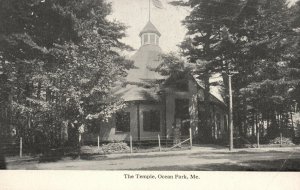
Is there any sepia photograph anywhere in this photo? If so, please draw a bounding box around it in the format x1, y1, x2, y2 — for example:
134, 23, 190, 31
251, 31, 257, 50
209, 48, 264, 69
1, 0, 300, 179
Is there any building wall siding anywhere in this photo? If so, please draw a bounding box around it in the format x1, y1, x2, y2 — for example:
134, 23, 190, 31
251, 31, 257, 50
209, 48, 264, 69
83, 79, 228, 143
86, 103, 164, 142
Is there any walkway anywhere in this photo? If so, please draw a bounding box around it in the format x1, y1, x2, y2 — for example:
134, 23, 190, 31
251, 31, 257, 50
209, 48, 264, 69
7, 145, 300, 170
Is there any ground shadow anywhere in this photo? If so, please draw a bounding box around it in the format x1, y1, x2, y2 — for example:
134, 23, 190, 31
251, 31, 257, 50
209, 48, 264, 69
137, 158, 300, 171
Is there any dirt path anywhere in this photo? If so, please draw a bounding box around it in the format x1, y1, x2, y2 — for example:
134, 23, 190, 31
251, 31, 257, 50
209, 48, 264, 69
7, 146, 300, 171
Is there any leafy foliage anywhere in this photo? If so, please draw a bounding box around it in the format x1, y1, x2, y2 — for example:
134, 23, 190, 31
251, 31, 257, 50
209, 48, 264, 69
0, 0, 133, 150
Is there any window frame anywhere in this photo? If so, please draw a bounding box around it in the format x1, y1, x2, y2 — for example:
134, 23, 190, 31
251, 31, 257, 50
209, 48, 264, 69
150, 34, 155, 44
143, 34, 149, 44
143, 110, 161, 132
115, 111, 131, 133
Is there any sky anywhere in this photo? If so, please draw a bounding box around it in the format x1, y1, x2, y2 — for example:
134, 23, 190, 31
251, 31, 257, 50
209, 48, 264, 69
108, 0, 299, 54
108, 0, 189, 54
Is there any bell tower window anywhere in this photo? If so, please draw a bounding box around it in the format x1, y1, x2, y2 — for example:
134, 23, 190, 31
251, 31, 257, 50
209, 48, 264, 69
143, 34, 149, 44
139, 21, 161, 46
141, 33, 159, 45
150, 34, 155, 44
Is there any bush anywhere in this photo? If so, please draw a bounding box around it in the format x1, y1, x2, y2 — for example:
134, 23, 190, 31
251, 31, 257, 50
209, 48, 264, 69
80, 142, 130, 155
101, 142, 130, 153
269, 137, 295, 145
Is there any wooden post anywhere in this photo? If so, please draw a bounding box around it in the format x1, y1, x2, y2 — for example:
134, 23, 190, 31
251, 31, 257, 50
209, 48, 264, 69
78, 133, 81, 158
257, 126, 260, 148
158, 134, 161, 152
130, 135, 133, 154
228, 74, 234, 151
97, 136, 100, 149
189, 128, 192, 150
280, 133, 283, 147
79, 133, 81, 145
290, 111, 295, 138
20, 137, 22, 158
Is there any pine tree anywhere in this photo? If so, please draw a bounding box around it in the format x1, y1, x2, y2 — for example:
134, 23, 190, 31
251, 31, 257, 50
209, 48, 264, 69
177, 0, 242, 142
237, 0, 298, 138
0, 0, 133, 151
172, 0, 299, 142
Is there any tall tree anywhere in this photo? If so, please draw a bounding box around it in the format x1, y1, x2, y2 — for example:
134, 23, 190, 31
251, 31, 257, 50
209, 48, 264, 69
172, 0, 299, 142
237, 0, 299, 138
175, 0, 242, 142
0, 0, 133, 151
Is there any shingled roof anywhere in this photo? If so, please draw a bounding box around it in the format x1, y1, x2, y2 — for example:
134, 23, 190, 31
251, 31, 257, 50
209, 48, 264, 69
139, 21, 161, 37
114, 21, 225, 106
126, 44, 164, 83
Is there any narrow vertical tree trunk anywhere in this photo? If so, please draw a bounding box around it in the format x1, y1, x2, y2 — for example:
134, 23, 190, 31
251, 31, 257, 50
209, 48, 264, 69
252, 112, 255, 137
267, 112, 269, 133
290, 111, 295, 138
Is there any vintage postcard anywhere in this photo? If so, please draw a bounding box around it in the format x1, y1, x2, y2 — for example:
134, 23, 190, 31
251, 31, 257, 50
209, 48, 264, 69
0, 0, 300, 189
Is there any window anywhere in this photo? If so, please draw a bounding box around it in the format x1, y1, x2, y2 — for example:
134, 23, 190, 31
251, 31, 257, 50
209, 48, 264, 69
150, 34, 155, 44
143, 34, 149, 44
116, 111, 130, 132
155, 36, 159, 44
143, 110, 160, 132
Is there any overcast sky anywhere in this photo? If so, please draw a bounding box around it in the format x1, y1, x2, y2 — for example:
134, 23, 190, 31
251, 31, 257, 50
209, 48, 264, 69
108, 0, 298, 54
108, 0, 189, 53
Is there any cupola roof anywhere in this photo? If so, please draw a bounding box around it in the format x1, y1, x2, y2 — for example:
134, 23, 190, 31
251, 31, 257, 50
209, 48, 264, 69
139, 21, 161, 37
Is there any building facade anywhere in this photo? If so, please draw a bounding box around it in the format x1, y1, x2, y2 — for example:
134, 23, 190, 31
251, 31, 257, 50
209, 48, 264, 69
83, 21, 228, 144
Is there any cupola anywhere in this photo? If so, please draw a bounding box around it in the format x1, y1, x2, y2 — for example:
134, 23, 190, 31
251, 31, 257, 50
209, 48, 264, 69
139, 21, 161, 46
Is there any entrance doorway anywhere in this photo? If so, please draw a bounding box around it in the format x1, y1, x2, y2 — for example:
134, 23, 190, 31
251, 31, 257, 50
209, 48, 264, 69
175, 99, 190, 136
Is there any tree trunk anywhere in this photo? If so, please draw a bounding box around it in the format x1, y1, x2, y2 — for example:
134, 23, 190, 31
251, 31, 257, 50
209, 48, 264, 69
252, 112, 255, 137
290, 111, 295, 138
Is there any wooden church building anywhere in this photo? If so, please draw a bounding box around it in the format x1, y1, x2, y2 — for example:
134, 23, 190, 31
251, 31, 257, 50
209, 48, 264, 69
83, 21, 228, 143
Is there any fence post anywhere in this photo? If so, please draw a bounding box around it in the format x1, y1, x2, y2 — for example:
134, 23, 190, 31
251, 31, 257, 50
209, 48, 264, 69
19, 137, 22, 158
97, 136, 100, 149
78, 134, 81, 158
158, 134, 161, 152
257, 127, 260, 148
280, 133, 283, 147
130, 135, 133, 154
189, 128, 192, 150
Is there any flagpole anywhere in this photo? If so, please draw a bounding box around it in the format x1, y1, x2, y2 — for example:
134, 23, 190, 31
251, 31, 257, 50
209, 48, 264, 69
149, 0, 151, 21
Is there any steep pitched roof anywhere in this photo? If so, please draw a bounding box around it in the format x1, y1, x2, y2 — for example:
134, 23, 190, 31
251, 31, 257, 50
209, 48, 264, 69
126, 44, 165, 83
113, 20, 164, 102
139, 21, 161, 37
113, 84, 162, 102
114, 43, 164, 102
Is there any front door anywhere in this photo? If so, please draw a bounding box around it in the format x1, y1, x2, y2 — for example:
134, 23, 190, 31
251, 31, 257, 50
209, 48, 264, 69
175, 99, 190, 137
